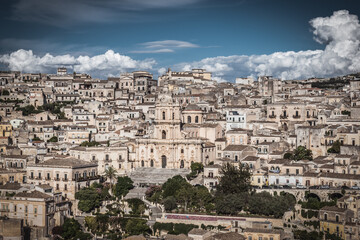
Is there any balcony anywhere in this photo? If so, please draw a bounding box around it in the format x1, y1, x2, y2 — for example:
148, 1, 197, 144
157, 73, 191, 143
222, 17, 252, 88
280, 115, 288, 119
268, 115, 276, 119
293, 115, 301, 119
62, 178, 69, 182
54, 178, 60, 181
0, 209, 10, 212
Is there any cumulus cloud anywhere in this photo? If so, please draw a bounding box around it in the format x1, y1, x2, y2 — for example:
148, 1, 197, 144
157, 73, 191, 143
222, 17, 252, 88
0, 49, 156, 78
174, 10, 360, 81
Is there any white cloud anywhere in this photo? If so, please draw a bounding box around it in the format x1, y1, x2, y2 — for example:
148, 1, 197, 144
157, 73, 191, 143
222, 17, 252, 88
174, 10, 360, 81
131, 40, 199, 54
158, 67, 167, 75
0, 49, 156, 78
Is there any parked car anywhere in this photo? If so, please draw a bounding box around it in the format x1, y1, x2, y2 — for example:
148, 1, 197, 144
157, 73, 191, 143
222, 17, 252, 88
320, 185, 330, 189
251, 185, 260, 189
309, 185, 319, 189
341, 186, 350, 190
296, 185, 306, 189
262, 185, 271, 189
351, 186, 360, 190
282, 185, 292, 189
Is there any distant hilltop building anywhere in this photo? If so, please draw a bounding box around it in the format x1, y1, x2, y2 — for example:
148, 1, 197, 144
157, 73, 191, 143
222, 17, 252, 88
57, 67, 67, 75
235, 77, 254, 85
159, 68, 212, 86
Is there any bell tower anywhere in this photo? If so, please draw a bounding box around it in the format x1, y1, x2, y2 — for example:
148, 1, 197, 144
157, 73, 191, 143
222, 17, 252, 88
154, 93, 182, 140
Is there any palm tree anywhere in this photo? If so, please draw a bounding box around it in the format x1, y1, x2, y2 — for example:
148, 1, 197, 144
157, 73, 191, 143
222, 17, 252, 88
104, 167, 117, 194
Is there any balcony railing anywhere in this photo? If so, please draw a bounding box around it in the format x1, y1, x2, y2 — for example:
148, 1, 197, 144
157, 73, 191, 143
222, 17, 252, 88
293, 115, 301, 119
268, 115, 276, 118
280, 115, 288, 119
54, 178, 60, 181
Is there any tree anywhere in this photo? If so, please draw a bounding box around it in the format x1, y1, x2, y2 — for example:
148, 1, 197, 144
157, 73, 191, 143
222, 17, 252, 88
48, 136, 58, 142
162, 175, 188, 199
292, 146, 313, 161
216, 163, 252, 195
125, 218, 151, 236
75, 183, 110, 213
126, 198, 146, 215
2, 89, 10, 95
191, 162, 204, 173
176, 186, 195, 211
215, 193, 247, 215
163, 196, 177, 211
114, 176, 134, 198
61, 218, 91, 240
104, 167, 117, 192
327, 140, 341, 153
80, 141, 100, 147
284, 152, 293, 159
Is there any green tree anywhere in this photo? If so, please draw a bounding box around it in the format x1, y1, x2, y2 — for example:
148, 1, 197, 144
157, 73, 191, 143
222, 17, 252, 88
125, 218, 151, 236
163, 196, 177, 211
176, 185, 195, 211
215, 193, 248, 215
162, 175, 188, 199
75, 183, 110, 213
126, 198, 146, 215
61, 218, 92, 240
292, 146, 313, 161
114, 176, 134, 198
80, 141, 100, 147
190, 162, 204, 173
2, 89, 10, 95
216, 163, 252, 195
327, 140, 341, 153
104, 166, 117, 192
48, 136, 58, 142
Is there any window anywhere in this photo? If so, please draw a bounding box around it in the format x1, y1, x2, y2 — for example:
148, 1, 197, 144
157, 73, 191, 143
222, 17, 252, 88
64, 174, 67, 180
195, 116, 199, 123
106, 154, 109, 161
324, 213, 328, 221
64, 184, 67, 191
187, 116, 192, 123
162, 130, 166, 139
38, 172, 42, 179
14, 205, 17, 212
181, 149, 184, 154
56, 184, 59, 190
162, 111, 166, 120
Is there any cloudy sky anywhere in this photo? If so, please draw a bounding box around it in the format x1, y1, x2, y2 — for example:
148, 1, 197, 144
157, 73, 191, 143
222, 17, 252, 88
0, 0, 360, 81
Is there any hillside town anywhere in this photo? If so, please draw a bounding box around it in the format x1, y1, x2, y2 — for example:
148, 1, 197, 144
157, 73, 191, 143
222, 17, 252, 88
0, 67, 360, 240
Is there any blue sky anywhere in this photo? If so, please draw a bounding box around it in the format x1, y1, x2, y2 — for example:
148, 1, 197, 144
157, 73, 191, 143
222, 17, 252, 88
1, 0, 360, 81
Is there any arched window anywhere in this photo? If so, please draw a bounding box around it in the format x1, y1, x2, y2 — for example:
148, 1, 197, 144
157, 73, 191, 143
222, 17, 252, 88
141, 160, 144, 167
195, 116, 199, 123
150, 160, 154, 167
235, 155, 238, 162
180, 160, 184, 168
162, 130, 166, 139
172, 112, 175, 120
162, 155, 167, 168
162, 111, 166, 120
188, 116, 192, 123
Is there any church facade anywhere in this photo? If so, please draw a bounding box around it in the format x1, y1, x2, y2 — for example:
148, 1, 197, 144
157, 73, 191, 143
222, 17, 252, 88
136, 94, 214, 169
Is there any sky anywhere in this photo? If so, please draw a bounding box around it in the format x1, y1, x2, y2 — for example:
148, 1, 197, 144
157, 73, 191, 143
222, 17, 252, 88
0, 0, 360, 81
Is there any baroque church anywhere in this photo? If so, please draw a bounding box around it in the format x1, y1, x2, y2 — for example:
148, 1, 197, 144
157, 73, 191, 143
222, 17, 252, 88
136, 93, 214, 169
